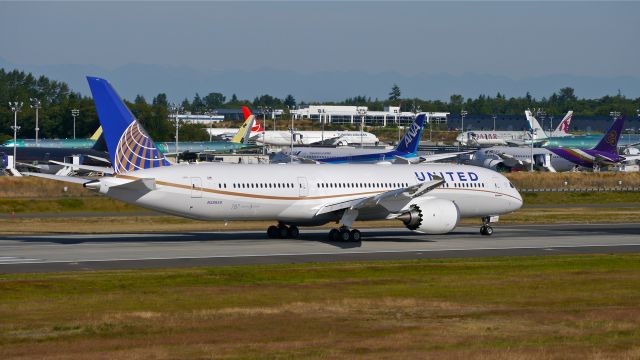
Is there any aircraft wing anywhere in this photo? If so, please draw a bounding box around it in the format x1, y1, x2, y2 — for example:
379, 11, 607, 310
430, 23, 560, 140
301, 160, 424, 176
49, 160, 115, 174
309, 136, 343, 146
85, 154, 111, 164
314, 176, 445, 216
494, 152, 525, 167
23, 172, 93, 185
419, 151, 474, 163
621, 154, 640, 162
594, 153, 618, 164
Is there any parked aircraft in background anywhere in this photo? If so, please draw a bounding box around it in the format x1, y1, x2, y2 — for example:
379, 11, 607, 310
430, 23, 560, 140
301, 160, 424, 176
468, 116, 640, 172
2, 127, 104, 148
28, 77, 522, 239
273, 113, 469, 164
206, 107, 265, 139
0, 144, 110, 175
456, 110, 546, 147
241, 108, 380, 146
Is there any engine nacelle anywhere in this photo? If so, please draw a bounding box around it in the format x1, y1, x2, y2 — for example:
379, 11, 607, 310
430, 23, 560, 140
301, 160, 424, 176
483, 159, 511, 173
397, 198, 460, 234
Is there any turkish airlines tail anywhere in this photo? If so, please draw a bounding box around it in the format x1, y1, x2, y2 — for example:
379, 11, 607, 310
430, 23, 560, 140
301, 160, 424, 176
242, 106, 265, 133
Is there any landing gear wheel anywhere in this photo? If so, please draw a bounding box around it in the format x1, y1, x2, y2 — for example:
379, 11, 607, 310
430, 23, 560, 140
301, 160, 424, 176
329, 228, 340, 241
278, 225, 289, 239
267, 225, 279, 239
480, 225, 493, 236
350, 229, 362, 242
287, 226, 300, 239
339, 228, 351, 242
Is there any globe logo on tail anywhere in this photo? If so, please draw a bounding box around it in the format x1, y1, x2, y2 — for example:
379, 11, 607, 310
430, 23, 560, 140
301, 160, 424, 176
114, 121, 170, 174
605, 130, 618, 146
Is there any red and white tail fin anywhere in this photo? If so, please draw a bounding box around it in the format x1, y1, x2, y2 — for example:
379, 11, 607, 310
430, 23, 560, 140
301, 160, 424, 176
242, 106, 264, 133
554, 111, 573, 135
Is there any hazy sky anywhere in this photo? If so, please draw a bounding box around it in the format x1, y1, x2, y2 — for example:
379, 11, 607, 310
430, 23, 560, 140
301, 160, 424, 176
1, 1, 639, 79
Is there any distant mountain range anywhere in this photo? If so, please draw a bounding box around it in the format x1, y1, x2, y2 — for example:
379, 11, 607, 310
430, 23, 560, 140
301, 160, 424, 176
2, 57, 639, 103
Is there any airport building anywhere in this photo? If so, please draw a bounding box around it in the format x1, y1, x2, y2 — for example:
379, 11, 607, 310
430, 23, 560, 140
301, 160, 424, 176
169, 113, 225, 124
291, 105, 449, 126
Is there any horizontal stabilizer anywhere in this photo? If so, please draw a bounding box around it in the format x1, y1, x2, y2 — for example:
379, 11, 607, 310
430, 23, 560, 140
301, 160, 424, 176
23, 172, 92, 185
111, 178, 156, 192
48, 160, 115, 174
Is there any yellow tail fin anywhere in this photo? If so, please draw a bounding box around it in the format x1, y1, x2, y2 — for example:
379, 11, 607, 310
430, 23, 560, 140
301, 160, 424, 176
230, 114, 255, 144
89, 126, 103, 141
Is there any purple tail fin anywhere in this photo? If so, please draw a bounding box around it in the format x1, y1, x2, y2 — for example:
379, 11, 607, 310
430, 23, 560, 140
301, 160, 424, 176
592, 116, 624, 153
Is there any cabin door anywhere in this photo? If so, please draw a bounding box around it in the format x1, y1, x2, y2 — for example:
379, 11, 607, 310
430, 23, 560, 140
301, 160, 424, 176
191, 177, 202, 198
297, 177, 308, 197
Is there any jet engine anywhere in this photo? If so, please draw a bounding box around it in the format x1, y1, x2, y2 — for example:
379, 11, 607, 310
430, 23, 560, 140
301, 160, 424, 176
483, 159, 511, 173
397, 198, 460, 234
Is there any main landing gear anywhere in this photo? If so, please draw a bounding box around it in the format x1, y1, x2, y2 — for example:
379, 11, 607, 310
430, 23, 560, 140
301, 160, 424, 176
267, 223, 299, 239
328, 227, 361, 242
480, 216, 494, 236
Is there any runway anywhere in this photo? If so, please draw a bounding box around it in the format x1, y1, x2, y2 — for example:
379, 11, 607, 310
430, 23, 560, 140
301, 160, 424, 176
1, 223, 640, 273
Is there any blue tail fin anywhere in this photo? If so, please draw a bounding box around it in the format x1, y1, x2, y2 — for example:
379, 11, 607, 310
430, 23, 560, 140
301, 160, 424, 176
395, 113, 426, 154
87, 77, 170, 174
592, 116, 624, 153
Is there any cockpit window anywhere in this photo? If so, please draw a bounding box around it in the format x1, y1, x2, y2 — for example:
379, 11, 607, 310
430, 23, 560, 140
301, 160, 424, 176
509, 182, 515, 188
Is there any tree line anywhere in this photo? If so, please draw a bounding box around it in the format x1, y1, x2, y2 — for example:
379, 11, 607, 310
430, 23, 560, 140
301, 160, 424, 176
2, 68, 639, 143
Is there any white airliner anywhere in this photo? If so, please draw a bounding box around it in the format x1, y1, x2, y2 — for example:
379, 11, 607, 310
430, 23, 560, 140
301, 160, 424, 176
456, 110, 547, 147
28, 77, 523, 241
527, 110, 573, 138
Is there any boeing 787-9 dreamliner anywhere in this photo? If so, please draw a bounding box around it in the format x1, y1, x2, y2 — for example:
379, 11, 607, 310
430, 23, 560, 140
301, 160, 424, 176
28, 77, 523, 241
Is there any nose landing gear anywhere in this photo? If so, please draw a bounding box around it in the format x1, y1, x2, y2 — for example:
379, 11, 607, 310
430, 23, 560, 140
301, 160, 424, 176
480, 216, 494, 236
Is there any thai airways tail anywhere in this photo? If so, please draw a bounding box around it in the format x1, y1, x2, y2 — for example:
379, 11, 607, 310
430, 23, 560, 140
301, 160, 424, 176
525, 110, 548, 140
395, 113, 426, 154
553, 111, 573, 136
86, 76, 170, 174
592, 116, 624, 153
230, 106, 257, 144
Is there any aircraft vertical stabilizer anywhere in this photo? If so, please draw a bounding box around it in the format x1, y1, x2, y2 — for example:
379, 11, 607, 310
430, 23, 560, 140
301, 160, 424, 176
86, 76, 170, 174
230, 106, 257, 144
553, 111, 573, 135
525, 110, 548, 139
592, 116, 624, 153
395, 114, 426, 154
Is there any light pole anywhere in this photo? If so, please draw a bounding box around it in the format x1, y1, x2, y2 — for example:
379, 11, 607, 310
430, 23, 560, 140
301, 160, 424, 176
317, 108, 325, 143
30, 98, 41, 145
9, 101, 23, 165
536, 109, 546, 137
357, 107, 367, 148
288, 105, 295, 163
170, 104, 183, 162
548, 115, 554, 135
71, 109, 79, 139
529, 128, 537, 172
459, 110, 467, 150
492, 114, 497, 132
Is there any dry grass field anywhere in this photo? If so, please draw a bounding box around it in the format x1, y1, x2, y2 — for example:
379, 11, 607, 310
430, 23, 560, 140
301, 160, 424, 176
506, 172, 640, 190
2, 254, 640, 359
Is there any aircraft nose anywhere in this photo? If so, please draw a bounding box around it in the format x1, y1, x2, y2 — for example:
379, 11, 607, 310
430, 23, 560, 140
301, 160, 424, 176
511, 190, 524, 211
